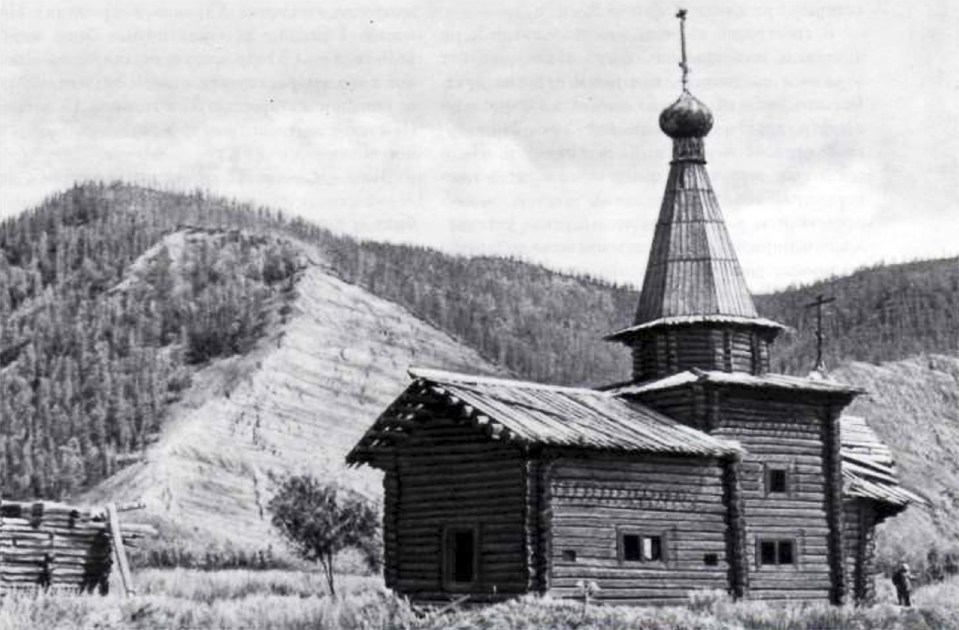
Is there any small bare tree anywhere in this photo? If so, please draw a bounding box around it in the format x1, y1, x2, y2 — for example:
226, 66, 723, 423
268, 475, 378, 597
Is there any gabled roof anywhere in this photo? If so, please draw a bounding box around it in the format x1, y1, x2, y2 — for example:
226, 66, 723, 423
609, 369, 862, 396
346, 368, 742, 465
840, 415, 923, 514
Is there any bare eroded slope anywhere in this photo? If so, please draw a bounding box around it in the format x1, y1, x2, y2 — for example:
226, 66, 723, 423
83, 258, 501, 548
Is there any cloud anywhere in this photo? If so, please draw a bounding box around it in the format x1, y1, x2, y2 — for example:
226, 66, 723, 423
2, 0, 956, 293
731, 163, 959, 292
0, 107, 649, 278
1, 108, 955, 294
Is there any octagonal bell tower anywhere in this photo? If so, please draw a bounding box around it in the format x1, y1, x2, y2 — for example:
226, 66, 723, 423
606, 10, 784, 382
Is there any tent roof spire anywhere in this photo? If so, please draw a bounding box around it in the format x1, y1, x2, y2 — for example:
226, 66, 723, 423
607, 10, 784, 353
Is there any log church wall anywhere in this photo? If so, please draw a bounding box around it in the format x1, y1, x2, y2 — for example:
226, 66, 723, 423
547, 454, 730, 605
384, 417, 528, 603
712, 391, 835, 601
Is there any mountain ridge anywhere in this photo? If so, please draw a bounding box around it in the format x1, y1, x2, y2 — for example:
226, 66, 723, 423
1, 181, 956, 572
80, 232, 502, 553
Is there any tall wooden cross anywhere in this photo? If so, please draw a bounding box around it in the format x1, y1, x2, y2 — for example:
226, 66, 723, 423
804, 294, 836, 372
676, 9, 689, 90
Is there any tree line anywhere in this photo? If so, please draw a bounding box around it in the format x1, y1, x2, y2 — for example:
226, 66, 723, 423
2, 181, 955, 500
0, 183, 301, 499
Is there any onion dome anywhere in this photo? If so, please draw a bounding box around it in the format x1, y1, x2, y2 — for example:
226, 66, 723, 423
659, 90, 713, 138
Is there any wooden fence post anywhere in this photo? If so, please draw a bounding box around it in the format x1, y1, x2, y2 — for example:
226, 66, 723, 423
107, 503, 135, 596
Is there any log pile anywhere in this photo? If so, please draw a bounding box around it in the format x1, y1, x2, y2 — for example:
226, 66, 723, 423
0, 500, 154, 594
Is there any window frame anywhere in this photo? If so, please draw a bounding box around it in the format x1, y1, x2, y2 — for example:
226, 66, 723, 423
763, 463, 792, 496
442, 524, 480, 591
617, 527, 667, 565
756, 537, 798, 569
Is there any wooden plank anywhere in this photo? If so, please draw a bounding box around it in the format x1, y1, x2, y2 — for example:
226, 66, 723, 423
107, 504, 133, 596
551, 568, 731, 582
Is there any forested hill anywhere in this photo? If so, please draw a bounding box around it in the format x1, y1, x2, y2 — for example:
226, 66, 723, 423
1, 182, 956, 501
756, 259, 959, 374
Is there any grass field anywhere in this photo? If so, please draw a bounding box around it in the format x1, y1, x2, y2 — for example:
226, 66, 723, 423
0, 569, 957, 630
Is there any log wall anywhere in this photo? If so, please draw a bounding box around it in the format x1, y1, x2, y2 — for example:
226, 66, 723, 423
525, 457, 547, 593
387, 416, 528, 603
0, 502, 112, 592
634, 387, 699, 429
630, 325, 772, 381
712, 390, 835, 601
823, 403, 847, 604
722, 455, 748, 598
382, 468, 399, 590
843, 499, 878, 604
547, 454, 730, 605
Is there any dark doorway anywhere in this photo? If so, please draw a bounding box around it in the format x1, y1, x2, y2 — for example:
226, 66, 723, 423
445, 527, 477, 586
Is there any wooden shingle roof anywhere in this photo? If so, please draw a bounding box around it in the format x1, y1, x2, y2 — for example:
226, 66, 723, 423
840, 415, 923, 514
628, 124, 784, 334
605, 314, 786, 343
609, 369, 862, 396
346, 368, 742, 465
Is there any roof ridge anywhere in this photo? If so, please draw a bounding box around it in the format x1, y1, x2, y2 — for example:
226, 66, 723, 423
407, 367, 607, 395
610, 369, 863, 395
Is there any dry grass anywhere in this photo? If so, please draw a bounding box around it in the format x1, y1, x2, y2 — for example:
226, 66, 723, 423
0, 571, 410, 630
0, 570, 957, 630
416, 591, 959, 630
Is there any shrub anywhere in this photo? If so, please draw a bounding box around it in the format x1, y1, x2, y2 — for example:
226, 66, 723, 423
267, 476, 379, 597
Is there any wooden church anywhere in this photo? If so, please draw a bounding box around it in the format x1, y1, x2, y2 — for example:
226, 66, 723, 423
346, 12, 918, 606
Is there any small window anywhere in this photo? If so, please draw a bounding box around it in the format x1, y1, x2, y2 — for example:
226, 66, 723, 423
778, 540, 794, 565
444, 527, 477, 585
621, 532, 662, 562
562, 549, 577, 562
703, 553, 719, 566
0, 504, 22, 518
760, 541, 777, 565
759, 539, 796, 566
766, 468, 788, 494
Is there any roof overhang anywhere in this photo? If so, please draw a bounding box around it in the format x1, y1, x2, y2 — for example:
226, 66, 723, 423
610, 369, 863, 398
605, 315, 789, 344
840, 414, 924, 518
346, 367, 743, 467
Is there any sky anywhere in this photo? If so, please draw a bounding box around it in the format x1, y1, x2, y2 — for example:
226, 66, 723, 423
1, 0, 957, 292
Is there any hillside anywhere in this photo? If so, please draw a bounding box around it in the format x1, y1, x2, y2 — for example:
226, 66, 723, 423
1, 182, 957, 566
3, 184, 955, 399
81, 233, 500, 552
756, 260, 959, 375
834, 355, 959, 574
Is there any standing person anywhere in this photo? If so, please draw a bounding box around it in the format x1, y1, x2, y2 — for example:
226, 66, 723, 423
892, 562, 913, 607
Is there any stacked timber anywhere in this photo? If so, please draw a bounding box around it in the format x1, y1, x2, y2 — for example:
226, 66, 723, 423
0, 501, 111, 592
0, 500, 154, 594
